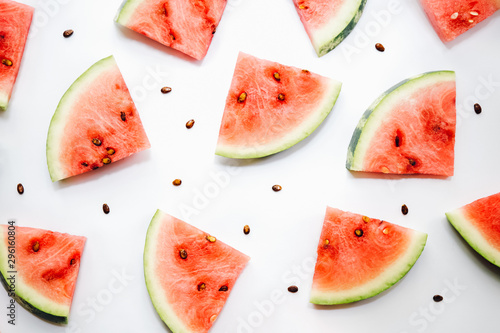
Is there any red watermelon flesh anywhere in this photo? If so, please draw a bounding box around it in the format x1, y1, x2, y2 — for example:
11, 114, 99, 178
144, 210, 250, 333
0, 0, 33, 111
311, 207, 427, 304
420, 0, 500, 42
0, 225, 86, 323
115, 0, 227, 60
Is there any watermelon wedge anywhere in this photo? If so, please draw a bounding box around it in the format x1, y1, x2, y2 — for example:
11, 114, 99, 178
420, 0, 500, 42
216, 52, 342, 159
446, 192, 500, 267
310, 207, 427, 305
293, 0, 367, 57
346, 71, 456, 176
0, 0, 33, 111
115, 0, 227, 60
0, 224, 86, 323
46, 56, 150, 182
144, 210, 250, 333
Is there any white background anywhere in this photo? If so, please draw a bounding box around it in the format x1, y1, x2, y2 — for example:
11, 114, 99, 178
1, 0, 499, 332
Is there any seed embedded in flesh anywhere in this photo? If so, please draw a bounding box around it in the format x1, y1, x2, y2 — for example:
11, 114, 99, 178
468, 19, 474, 23
210, 315, 217, 322
197, 282, 206, 291
161, 86, 172, 94
212, 26, 217, 34
63, 29, 74, 38
206, 235, 216, 243
288, 285, 299, 293
33, 241, 40, 252
302, 69, 309, 73
243, 225, 250, 235
474, 103, 482, 114
186, 119, 195, 129
470, 11, 479, 16
362, 216, 370, 223
70, 259, 76, 265
433, 295, 444, 302
395, 135, 400, 147
402, 204, 409, 215
120, 112, 126, 121
179, 249, 188, 259
273, 72, 281, 82
238, 92, 247, 103
106, 148, 115, 155
277, 93, 285, 101
219, 285, 228, 292
81, 162, 88, 167
381, 166, 389, 174
172, 179, 182, 186
272, 185, 282, 192
408, 158, 416, 166
102, 157, 111, 164
92, 138, 102, 146
375, 43, 385, 52
169, 33, 175, 40
383, 227, 389, 235
323, 239, 330, 248
103, 203, 110, 214
17, 183, 24, 195
2, 58, 13, 66
355, 229, 364, 237
298, 4, 308, 9
450, 12, 459, 20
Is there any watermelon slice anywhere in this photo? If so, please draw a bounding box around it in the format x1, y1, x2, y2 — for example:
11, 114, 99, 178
311, 207, 427, 305
420, 0, 500, 42
216, 52, 342, 159
0, 224, 86, 323
0, 0, 33, 111
346, 71, 456, 176
46, 55, 150, 182
115, 0, 227, 60
292, 0, 367, 57
446, 192, 500, 267
144, 210, 249, 333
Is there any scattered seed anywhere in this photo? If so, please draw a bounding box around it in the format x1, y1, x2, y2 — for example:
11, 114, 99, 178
197, 282, 206, 291
33, 241, 40, 252
375, 43, 385, 52
237, 92, 247, 103
92, 138, 102, 146
120, 112, 127, 121
243, 225, 250, 235
470, 11, 479, 16
17, 183, 24, 195
272, 184, 282, 192
362, 216, 370, 223
206, 235, 216, 243
106, 148, 115, 155
273, 72, 281, 82
277, 93, 285, 101
474, 103, 482, 114
408, 158, 416, 166
179, 249, 188, 259
63, 29, 74, 38
383, 227, 390, 235
219, 285, 228, 292
103, 203, 110, 214
433, 295, 444, 302
81, 162, 89, 167
161, 86, 172, 94
450, 12, 458, 20
2, 58, 13, 66
354, 229, 364, 237
70, 259, 76, 265
172, 179, 182, 186
401, 204, 409, 215
102, 157, 112, 164
288, 285, 299, 293
186, 119, 195, 129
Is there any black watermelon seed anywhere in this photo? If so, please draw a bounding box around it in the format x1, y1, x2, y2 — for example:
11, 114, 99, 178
375, 43, 385, 52
402, 204, 409, 215
433, 295, 443, 302
103, 204, 110, 214
219, 285, 228, 292
272, 185, 282, 192
474, 103, 482, 114
179, 249, 188, 259
243, 225, 250, 235
161, 86, 172, 94
355, 229, 363, 237
63, 29, 74, 38
17, 183, 24, 195
288, 285, 299, 293
120, 112, 126, 121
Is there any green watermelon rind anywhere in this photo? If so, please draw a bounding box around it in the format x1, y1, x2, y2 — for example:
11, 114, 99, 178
144, 210, 191, 333
0, 228, 70, 323
310, 231, 428, 305
114, 0, 142, 24
446, 209, 500, 267
346, 70, 456, 171
46, 55, 117, 182
215, 79, 342, 159
0, 92, 8, 111
312, 0, 367, 57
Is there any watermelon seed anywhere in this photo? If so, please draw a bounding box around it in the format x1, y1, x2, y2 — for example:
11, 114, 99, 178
179, 249, 188, 259
298, 4, 308, 10
302, 69, 309, 73
63, 29, 74, 38
362, 216, 370, 223
210, 315, 217, 323
172, 179, 182, 186
450, 12, 458, 20
206, 235, 216, 243
91, 165, 99, 170
381, 167, 389, 174
401, 204, 409, 215
81, 162, 88, 167
70, 259, 76, 265
103, 204, 110, 214
2, 58, 13, 67
288, 285, 299, 293
169, 33, 176, 41
272, 185, 282, 192
120, 112, 127, 121
470, 11, 479, 16
277, 94, 285, 101
102, 157, 112, 164
433, 295, 443, 302
92, 138, 102, 146
161, 87, 172, 94
408, 158, 416, 166
197, 283, 206, 291
468, 19, 474, 23
273, 72, 281, 82
383, 228, 389, 235
395, 136, 400, 147
323, 239, 330, 248
212, 26, 217, 34
219, 285, 228, 292
186, 119, 195, 129
375, 43, 385, 52
243, 225, 250, 235
354, 229, 364, 237
106, 148, 115, 155
474, 103, 482, 114
33, 241, 40, 252
17, 183, 24, 195
237, 92, 247, 103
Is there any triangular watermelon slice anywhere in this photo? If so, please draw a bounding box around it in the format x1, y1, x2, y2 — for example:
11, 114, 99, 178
0, 0, 33, 111
144, 210, 249, 333
311, 207, 427, 305
346, 71, 456, 176
46, 55, 150, 182
0, 224, 86, 323
115, 0, 227, 60
420, 0, 500, 43
292, 0, 367, 57
446, 192, 500, 267
216, 52, 342, 159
